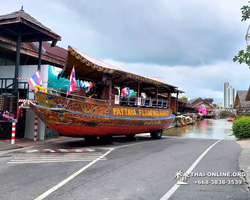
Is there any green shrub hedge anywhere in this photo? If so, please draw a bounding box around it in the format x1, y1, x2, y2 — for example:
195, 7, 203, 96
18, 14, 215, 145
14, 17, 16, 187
232, 116, 250, 139
236, 113, 250, 119
220, 110, 234, 118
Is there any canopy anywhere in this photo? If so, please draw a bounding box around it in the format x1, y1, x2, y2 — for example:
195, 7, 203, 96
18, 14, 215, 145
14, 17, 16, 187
60, 45, 184, 94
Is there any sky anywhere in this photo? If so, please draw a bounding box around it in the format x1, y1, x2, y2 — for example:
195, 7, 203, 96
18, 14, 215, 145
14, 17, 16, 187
1, 0, 250, 102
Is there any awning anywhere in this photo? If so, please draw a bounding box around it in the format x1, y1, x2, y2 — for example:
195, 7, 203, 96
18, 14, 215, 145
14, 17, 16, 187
61, 45, 184, 93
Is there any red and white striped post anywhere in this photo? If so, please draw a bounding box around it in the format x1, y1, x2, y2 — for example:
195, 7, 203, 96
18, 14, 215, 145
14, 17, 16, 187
34, 116, 38, 141
11, 122, 16, 144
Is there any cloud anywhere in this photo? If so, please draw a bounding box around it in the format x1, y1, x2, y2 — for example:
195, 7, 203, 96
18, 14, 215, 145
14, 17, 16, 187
103, 59, 250, 101
1, 0, 248, 66
1, 0, 250, 101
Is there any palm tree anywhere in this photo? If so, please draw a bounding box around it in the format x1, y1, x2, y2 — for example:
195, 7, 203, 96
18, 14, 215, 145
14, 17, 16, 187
182, 173, 190, 182
175, 170, 183, 181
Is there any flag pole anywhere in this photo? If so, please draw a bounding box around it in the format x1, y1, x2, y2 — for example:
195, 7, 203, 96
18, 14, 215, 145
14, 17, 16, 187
66, 66, 76, 96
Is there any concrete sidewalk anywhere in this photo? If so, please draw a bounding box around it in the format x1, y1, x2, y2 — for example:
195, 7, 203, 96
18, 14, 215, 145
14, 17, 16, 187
0, 124, 178, 152
0, 137, 85, 151
238, 139, 250, 192
0, 141, 21, 151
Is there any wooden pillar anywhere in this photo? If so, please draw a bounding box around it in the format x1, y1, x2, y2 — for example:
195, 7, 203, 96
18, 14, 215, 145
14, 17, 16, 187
137, 82, 140, 108
120, 84, 123, 106
156, 87, 158, 108
108, 76, 112, 105
168, 92, 171, 109
14, 29, 22, 93
176, 91, 179, 113
38, 38, 42, 71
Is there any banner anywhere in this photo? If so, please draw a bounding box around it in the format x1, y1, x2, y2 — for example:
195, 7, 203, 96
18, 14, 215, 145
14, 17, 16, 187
137, 97, 141, 106
0, 92, 18, 123
115, 95, 120, 104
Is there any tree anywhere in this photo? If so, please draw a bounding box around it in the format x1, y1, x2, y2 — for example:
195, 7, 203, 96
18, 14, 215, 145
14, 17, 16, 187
180, 96, 188, 102
233, 2, 250, 67
175, 170, 183, 180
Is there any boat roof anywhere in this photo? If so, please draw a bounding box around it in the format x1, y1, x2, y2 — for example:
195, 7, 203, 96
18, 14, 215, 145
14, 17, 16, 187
60, 45, 184, 93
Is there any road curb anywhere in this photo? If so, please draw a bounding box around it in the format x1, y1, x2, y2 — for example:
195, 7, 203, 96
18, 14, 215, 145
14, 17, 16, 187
26, 149, 95, 153
238, 148, 250, 192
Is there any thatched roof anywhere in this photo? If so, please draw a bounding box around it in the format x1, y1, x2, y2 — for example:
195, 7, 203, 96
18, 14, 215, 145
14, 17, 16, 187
0, 9, 61, 42
234, 90, 250, 108
246, 86, 250, 101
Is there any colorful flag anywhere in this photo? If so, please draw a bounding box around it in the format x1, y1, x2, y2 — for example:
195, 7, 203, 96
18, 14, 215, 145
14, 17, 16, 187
28, 70, 42, 89
67, 67, 76, 96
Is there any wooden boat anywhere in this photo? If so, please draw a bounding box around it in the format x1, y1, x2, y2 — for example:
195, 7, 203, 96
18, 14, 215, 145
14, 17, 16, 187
28, 45, 183, 142
227, 118, 235, 122
174, 116, 182, 127
192, 114, 197, 123
185, 116, 190, 125
174, 115, 186, 127
189, 116, 194, 124
197, 113, 203, 121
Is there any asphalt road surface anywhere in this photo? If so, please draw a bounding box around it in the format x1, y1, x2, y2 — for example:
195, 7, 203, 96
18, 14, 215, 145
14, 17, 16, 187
0, 136, 249, 200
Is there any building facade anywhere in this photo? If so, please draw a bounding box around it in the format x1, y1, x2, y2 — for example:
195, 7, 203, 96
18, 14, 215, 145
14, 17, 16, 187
228, 86, 235, 108
223, 82, 229, 108
223, 82, 235, 108
234, 90, 250, 113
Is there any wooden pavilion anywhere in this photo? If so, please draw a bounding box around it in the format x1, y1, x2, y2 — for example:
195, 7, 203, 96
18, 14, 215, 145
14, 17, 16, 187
0, 7, 61, 92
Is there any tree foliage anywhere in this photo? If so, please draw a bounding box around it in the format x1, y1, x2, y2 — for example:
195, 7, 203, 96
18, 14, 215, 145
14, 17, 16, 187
233, 2, 250, 67
180, 96, 188, 102
241, 3, 250, 21
220, 110, 233, 118
232, 116, 250, 139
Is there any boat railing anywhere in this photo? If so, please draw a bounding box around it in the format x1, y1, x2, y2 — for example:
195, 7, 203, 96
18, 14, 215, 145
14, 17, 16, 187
45, 88, 171, 108
46, 88, 111, 103
143, 98, 168, 109
118, 96, 169, 109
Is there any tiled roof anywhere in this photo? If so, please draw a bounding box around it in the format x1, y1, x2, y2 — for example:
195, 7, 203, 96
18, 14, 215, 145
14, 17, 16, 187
21, 41, 67, 60
0, 36, 66, 65
187, 98, 198, 104
185, 103, 194, 108
41, 42, 67, 60
0, 10, 61, 40
246, 86, 250, 101
237, 90, 250, 108
178, 99, 188, 103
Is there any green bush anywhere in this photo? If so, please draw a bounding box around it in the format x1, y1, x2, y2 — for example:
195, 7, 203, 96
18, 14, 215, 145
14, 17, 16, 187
232, 116, 250, 139
236, 113, 250, 119
220, 110, 234, 118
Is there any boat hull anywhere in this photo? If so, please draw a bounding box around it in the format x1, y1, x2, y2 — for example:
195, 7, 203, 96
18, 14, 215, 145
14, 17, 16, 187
28, 92, 175, 137
227, 118, 235, 122
44, 122, 173, 136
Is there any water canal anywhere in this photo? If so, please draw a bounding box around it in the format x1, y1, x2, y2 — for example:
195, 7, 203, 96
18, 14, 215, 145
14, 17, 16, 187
163, 119, 235, 140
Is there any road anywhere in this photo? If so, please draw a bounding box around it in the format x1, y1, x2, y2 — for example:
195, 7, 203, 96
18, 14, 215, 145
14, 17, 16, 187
0, 136, 249, 200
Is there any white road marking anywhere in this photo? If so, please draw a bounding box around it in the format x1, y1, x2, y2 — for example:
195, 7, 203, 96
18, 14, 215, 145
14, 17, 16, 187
26, 148, 95, 153
26, 149, 39, 153
114, 140, 160, 149
8, 159, 107, 164
34, 148, 114, 200
0, 146, 34, 155
8, 153, 105, 164
160, 140, 221, 200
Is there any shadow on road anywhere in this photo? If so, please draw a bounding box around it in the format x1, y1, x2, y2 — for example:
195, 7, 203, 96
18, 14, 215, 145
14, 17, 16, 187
52, 135, 159, 149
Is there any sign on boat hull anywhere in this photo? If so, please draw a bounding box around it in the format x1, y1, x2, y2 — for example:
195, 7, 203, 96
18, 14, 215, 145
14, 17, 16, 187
28, 92, 175, 137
